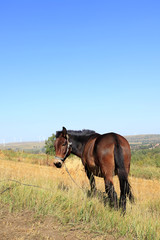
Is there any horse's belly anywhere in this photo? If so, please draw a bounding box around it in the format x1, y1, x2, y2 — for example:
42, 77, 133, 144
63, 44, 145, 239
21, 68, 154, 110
87, 162, 103, 178
82, 137, 104, 178
93, 167, 103, 177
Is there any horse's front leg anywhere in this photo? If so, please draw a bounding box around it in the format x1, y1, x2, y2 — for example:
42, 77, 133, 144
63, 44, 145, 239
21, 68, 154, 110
85, 166, 96, 193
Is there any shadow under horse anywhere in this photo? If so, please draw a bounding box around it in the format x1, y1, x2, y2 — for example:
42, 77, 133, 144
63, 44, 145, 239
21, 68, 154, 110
54, 127, 134, 212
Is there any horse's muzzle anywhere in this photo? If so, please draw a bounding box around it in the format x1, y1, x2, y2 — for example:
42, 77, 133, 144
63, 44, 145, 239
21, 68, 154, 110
54, 161, 62, 168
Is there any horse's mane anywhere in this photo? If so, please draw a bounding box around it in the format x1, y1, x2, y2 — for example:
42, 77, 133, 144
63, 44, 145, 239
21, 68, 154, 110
68, 130, 96, 136
56, 129, 96, 138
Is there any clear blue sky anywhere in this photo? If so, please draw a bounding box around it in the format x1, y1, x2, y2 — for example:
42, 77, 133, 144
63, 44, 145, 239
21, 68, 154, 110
0, 0, 160, 143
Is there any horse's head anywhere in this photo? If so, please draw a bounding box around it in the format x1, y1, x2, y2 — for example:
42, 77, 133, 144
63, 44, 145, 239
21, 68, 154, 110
54, 127, 72, 168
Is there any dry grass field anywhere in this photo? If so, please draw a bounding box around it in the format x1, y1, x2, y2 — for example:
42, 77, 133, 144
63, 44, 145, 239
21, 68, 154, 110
0, 156, 160, 204
0, 152, 160, 239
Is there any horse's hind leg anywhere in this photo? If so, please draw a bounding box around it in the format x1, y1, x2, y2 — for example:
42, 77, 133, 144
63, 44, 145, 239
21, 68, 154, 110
100, 152, 118, 208
85, 166, 96, 193
105, 179, 118, 209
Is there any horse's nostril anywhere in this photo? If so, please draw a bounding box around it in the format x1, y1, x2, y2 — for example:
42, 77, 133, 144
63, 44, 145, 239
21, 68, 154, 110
54, 162, 62, 168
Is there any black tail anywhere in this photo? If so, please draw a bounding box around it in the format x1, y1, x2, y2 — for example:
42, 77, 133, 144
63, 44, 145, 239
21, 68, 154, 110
113, 134, 134, 208
117, 169, 134, 203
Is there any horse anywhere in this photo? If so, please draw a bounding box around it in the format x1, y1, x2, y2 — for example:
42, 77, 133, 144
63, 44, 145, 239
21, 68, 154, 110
53, 127, 134, 212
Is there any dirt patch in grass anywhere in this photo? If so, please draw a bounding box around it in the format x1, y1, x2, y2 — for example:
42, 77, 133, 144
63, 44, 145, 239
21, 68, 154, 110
0, 207, 117, 240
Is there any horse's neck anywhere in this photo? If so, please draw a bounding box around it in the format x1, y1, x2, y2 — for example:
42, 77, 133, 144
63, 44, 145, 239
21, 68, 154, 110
69, 135, 87, 158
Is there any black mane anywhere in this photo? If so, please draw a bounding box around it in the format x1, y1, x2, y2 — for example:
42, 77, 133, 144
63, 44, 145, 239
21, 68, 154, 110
56, 129, 96, 138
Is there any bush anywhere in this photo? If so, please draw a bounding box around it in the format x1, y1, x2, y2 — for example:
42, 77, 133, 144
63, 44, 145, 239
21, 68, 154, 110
45, 134, 55, 155
131, 148, 160, 167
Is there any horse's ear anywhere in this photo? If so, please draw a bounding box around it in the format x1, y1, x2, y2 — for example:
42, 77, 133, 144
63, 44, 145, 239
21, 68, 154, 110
62, 127, 67, 138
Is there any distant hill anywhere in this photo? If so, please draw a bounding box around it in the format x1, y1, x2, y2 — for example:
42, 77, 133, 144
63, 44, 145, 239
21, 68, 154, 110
0, 141, 45, 153
126, 134, 160, 143
0, 134, 160, 152
125, 134, 160, 149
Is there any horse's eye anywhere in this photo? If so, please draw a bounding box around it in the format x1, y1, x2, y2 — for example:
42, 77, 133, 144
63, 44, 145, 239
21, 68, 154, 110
62, 142, 67, 146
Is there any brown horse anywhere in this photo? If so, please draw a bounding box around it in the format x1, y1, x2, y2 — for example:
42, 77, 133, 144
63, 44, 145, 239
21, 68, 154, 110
54, 127, 134, 212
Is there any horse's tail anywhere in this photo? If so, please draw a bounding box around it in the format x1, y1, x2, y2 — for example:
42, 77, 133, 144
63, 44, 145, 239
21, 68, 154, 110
117, 169, 134, 203
113, 134, 134, 204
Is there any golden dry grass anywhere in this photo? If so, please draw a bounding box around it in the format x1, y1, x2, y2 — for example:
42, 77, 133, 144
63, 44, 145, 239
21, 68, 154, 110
1, 156, 160, 205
